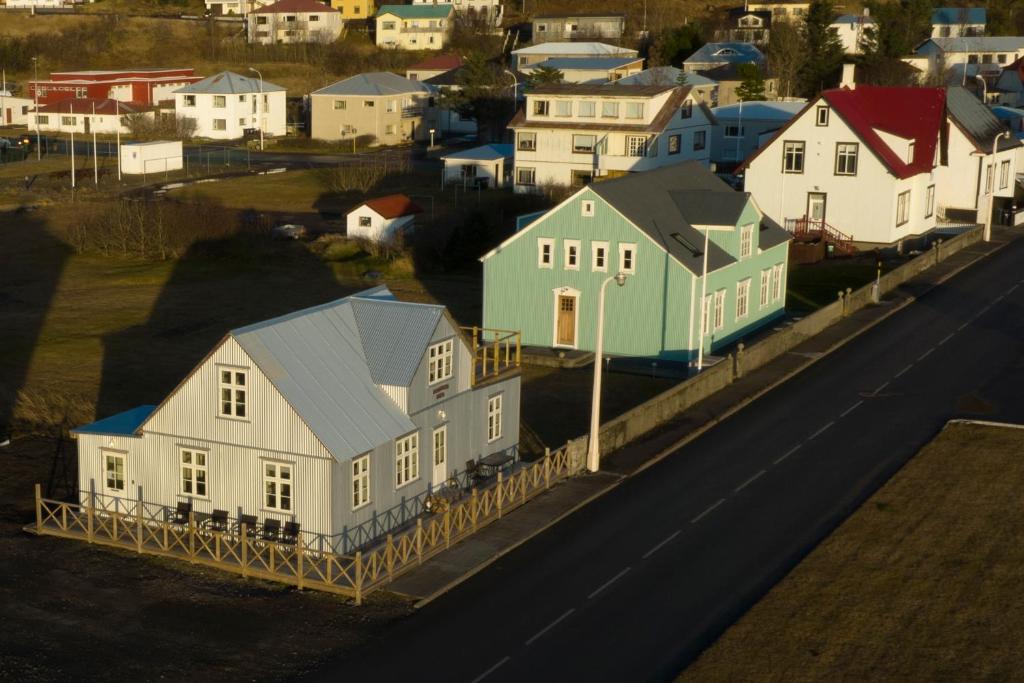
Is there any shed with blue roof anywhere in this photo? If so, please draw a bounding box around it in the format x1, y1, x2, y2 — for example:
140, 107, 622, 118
441, 143, 514, 188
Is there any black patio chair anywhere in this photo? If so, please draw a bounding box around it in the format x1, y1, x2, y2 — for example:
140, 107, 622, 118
209, 509, 229, 532
173, 501, 192, 525
262, 518, 281, 542
466, 459, 486, 487
238, 513, 258, 537
282, 521, 300, 545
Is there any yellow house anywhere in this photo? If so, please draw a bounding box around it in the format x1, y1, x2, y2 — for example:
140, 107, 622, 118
325, 0, 375, 22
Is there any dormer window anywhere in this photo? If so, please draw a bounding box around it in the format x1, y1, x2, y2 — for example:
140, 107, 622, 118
907, 141, 915, 163
715, 48, 739, 56
428, 339, 454, 384
219, 367, 248, 418
533, 99, 549, 116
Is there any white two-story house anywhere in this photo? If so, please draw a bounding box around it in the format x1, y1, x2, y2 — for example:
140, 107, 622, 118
510, 83, 714, 193
248, 0, 344, 45
72, 286, 521, 554
374, 4, 454, 50
741, 84, 1020, 248
174, 71, 287, 140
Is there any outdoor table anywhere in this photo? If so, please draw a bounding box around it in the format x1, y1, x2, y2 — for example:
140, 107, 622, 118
477, 452, 515, 477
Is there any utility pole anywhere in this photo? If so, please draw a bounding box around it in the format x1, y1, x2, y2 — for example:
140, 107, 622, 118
32, 57, 41, 161
92, 101, 98, 186
587, 272, 628, 472
69, 101, 76, 190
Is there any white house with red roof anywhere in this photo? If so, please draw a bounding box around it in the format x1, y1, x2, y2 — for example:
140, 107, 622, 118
28, 69, 203, 107
31, 98, 154, 135
346, 194, 424, 242
248, 0, 343, 45
742, 84, 1020, 247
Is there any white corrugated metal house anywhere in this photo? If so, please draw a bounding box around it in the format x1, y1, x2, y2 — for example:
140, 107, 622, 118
72, 286, 521, 553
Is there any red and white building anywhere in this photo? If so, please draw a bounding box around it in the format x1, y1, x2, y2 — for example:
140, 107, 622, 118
28, 69, 204, 108
30, 98, 154, 135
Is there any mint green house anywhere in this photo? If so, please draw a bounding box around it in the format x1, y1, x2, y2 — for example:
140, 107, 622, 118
480, 162, 791, 361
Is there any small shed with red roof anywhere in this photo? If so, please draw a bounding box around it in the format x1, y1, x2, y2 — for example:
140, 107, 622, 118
346, 193, 424, 242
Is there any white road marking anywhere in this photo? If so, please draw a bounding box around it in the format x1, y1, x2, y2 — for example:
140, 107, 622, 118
588, 567, 631, 600
774, 444, 801, 465
874, 381, 890, 394
895, 364, 914, 378
525, 609, 575, 646
691, 498, 725, 524
734, 469, 766, 493
808, 421, 835, 440
1009, 284, 1020, 294
642, 530, 682, 559
995, 294, 1006, 301
938, 333, 955, 346
958, 322, 970, 332
918, 348, 935, 361
470, 656, 511, 683
840, 400, 864, 418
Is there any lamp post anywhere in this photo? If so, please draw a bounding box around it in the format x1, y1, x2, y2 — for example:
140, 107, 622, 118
248, 67, 264, 151
587, 271, 628, 473
69, 100, 75, 190
984, 130, 1010, 242
694, 225, 733, 370
973, 73, 987, 103
503, 68, 518, 117
429, 127, 436, 148
91, 101, 98, 186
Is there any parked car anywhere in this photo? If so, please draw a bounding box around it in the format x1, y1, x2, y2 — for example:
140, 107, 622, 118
272, 224, 308, 240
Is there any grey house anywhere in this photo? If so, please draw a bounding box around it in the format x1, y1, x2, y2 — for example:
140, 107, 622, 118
72, 286, 522, 553
683, 42, 766, 72
531, 14, 625, 42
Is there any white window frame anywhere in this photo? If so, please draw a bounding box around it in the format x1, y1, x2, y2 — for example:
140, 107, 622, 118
619, 243, 637, 274
926, 184, 935, 218
581, 200, 595, 217
428, 339, 454, 385
760, 268, 771, 308
626, 135, 647, 157
487, 394, 502, 442
103, 450, 126, 494
701, 293, 712, 336
218, 366, 248, 419
578, 100, 596, 118
625, 101, 644, 119
180, 448, 209, 498
572, 134, 596, 154
517, 131, 536, 151
395, 433, 419, 489
564, 239, 581, 270
516, 167, 536, 186
537, 237, 554, 268
771, 263, 784, 302
213, 95, 226, 108
739, 224, 754, 259
736, 279, 750, 320
592, 241, 608, 272
554, 99, 572, 117
1000, 159, 1010, 189
263, 461, 293, 512
713, 289, 726, 331
352, 454, 370, 510
896, 190, 911, 227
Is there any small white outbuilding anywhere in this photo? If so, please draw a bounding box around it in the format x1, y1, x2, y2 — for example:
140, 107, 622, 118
441, 143, 513, 188
346, 194, 423, 242
120, 140, 184, 175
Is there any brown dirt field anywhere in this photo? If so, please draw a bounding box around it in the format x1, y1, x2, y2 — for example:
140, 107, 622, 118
678, 421, 1024, 682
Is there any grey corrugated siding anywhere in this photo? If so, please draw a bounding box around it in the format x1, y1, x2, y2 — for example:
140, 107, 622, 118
351, 298, 443, 387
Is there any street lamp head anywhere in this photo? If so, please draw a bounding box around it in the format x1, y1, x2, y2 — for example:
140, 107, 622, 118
614, 272, 627, 287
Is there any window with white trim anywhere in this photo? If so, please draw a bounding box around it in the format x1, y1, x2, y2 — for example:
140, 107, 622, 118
926, 184, 935, 218
896, 190, 911, 227
625, 101, 644, 119
104, 451, 125, 493
219, 368, 248, 418
1000, 159, 1010, 189
180, 448, 208, 497
428, 339, 453, 384
555, 100, 572, 117
592, 241, 608, 272
518, 132, 536, 151
487, 394, 502, 442
579, 100, 596, 118
517, 167, 536, 186
713, 289, 726, 331
601, 101, 619, 118
760, 268, 771, 308
564, 239, 580, 270
573, 134, 597, 154
538, 237, 554, 268
581, 200, 595, 217
626, 135, 647, 157
333, 99, 346, 110
736, 279, 750, 319
263, 462, 293, 512
433, 425, 447, 470
771, 263, 784, 302
395, 433, 419, 488
532, 100, 548, 116
619, 243, 636, 274
213, 95, 226, 108
352, 455, 370, 509
739, 224, 754, 259
61, 116, 76, 126
701, 294, 712, 336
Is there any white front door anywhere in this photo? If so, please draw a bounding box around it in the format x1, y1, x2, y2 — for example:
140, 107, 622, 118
807, 192, 827, 224
432, 425, 448, 487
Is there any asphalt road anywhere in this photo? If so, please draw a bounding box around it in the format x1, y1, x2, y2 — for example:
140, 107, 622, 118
319, 236, 1024, 683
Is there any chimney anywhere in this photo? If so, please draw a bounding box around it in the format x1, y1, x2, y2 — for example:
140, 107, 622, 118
841, 63, 856, 90
862, 7, 870, 17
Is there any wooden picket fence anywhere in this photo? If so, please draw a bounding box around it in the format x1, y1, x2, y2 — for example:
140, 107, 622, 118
29, 445, 582, 603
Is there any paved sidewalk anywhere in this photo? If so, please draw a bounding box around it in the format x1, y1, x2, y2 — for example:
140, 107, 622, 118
388, 227, 1019, 604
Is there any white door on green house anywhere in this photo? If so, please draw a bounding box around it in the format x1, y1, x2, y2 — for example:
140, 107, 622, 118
432, 425, 448, 487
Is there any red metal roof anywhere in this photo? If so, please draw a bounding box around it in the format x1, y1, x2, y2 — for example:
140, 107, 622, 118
253, 0, 337, 13
362, 194, 423, 218
35, 98, 149, 115
821, 85, 946, 179
408, 54, 464, 72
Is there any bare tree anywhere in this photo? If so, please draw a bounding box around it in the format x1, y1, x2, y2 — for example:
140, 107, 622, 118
767, 21, 806, 98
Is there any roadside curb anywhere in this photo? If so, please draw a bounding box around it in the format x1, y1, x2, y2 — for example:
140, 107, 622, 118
404, 233, 1016, 608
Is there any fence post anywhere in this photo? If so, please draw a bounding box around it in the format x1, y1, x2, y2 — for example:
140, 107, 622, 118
497, 471, 504, 519
188, 511, 196, 562
136, 504, 143, 553
935, 238, 943, 264
416, 518, 423, 564
34, 484, 42, 534
735, 342, 745, 379
444, 507, 451, 549
241, 523, 249, 577
470, 488, 479, 530
113, 511, 118, 540
87, 501, 95, 543
354, 551, 363, 606
838, 290, 846, 317
386, 534, 394, 581
544, 448, 551, 489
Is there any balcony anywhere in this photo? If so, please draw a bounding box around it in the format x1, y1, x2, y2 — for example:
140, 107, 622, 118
462, 326, 521, 386
400, 105, 424, 118
400, 25, 446, 33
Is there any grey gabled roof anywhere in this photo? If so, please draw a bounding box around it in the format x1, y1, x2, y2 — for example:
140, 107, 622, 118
229, 286, 444, 462
946, 85, 1020, 152
589, 162, 747, 275
685, 42, 765, 66
175, 71, 285, 95
312, 71, 432, 97
758, 215, 792, 250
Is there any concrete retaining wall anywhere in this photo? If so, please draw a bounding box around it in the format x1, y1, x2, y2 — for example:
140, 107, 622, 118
564, 227, 984, 461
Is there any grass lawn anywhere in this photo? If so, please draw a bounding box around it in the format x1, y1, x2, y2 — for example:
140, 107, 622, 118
678, 421, 1024, 682
787, 255, 900, 312
170, 167, 341, 213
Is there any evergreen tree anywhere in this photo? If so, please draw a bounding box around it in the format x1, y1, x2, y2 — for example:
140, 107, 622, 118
525, 66, 564, 88
798, 0, 846, 96
735, 63, 767, 100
